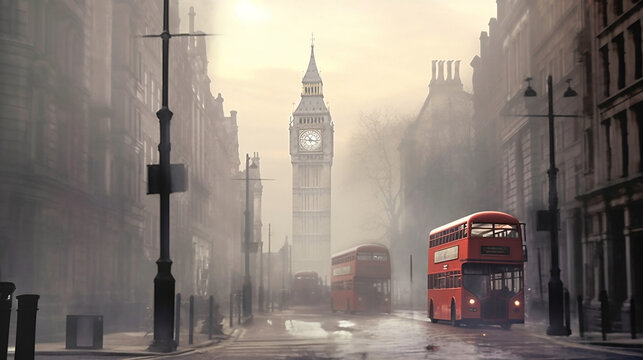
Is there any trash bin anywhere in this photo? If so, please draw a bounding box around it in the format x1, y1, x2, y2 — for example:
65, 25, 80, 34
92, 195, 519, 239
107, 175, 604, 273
65, 315, 103, 349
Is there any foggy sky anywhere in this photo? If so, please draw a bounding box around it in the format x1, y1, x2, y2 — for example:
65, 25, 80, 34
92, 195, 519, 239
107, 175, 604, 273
178, 0, 497, 252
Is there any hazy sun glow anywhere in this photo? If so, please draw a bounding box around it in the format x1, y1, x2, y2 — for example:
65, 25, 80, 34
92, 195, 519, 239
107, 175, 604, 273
235, 1, 267, 22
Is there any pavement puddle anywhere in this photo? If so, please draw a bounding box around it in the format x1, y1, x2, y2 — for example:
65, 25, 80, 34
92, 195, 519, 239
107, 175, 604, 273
285, 319, 329, 338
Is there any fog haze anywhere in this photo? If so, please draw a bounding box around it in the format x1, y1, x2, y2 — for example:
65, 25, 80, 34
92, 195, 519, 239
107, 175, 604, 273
179, 0, 497, 252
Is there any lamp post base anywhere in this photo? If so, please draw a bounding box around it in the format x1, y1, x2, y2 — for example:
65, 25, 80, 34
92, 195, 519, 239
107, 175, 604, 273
242, 279, 252, 318
547, 277, 570, 336
148, 260, 177, 353
148, 338, 177, 353
546, 325, 572, 336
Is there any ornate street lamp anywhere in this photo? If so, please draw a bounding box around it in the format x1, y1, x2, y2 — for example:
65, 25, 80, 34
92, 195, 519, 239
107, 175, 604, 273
523, 75, 576, 336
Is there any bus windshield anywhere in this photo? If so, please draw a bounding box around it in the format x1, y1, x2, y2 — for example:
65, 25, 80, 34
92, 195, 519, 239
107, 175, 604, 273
355, 278, 390, 295
469, 223, 519, 238
462, 263, 523, 298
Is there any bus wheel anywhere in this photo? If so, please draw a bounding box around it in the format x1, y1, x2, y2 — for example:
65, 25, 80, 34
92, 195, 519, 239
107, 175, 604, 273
501, 322, 512, 330
429, 301, 438, 324
450, 300, 458, 327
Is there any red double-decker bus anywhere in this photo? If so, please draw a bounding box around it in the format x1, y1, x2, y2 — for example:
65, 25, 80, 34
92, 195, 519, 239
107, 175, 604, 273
427, 211, 526, 329
331, 244, 391, 313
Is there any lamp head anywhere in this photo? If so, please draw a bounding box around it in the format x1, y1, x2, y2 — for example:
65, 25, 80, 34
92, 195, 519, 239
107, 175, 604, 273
524, 77, 537, 97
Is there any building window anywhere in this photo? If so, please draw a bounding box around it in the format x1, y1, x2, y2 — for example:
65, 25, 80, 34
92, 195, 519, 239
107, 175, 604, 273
634, 103, 643, 172
0, 0, 26, 38
614, 0, 623, 16
613, 34, 626, 90
584, 129, 595, 172
602, 119, 612, 180
615, 111, 628, 177
629, 21, 642, 80
599, 0, 608, 27
600, 45, 610, 97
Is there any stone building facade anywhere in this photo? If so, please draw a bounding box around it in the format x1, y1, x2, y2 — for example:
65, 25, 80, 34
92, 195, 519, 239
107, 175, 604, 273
0, 0, 241, 337
472, 0, 643, 331
580, 0, 643, 330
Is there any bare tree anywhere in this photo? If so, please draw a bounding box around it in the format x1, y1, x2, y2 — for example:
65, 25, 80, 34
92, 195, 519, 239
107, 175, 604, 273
347, 110, 410, 244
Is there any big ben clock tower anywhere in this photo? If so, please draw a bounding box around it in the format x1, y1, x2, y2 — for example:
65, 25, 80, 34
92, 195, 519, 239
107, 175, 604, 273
289, 41, 334, 282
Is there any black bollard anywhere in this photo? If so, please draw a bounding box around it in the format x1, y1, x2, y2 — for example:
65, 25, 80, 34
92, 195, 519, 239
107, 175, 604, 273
188, 295, 194, 345
14, 294, 39, 360
208, 296, 213, 340
229, 293, 233, 329
600, 290, 609, 341
564, 288, 571, 334
577, 295, 584, 339
174, 293, 181, 347
237, 293, 241, 325
0, 282, 16, 360
631, 298, 637, 340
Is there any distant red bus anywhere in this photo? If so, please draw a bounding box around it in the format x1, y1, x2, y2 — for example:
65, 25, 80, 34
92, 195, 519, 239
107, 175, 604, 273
331, 244, 391, 313
292, 271, 320, 304
427, 211, 526, 329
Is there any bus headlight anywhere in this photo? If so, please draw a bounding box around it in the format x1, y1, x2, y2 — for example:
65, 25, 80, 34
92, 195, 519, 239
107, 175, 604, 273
514, 300, 520, 307
468, 298, 476, 305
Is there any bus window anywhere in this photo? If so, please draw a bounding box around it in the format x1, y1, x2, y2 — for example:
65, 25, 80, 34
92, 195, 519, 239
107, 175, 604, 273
470, 223, 494, 237
471, 223, 519, 238
488, 265, 522, 295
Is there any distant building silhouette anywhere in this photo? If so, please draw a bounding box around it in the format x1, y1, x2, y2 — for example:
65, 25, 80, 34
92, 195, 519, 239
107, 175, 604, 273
398, 58, 476, 306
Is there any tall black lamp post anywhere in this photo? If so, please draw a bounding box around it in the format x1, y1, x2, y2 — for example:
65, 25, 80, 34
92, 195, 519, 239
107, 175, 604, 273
243, 154, 257, 319
523, 75, 576, 336
143, 0, 206, 351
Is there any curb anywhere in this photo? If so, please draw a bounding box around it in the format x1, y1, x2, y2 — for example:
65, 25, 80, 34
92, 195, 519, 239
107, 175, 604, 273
7, 330, 238, 358
585, 341, 643, 349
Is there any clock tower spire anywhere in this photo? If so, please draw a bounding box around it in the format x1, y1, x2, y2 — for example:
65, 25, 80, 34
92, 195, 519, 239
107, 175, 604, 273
289, 40, 334, 283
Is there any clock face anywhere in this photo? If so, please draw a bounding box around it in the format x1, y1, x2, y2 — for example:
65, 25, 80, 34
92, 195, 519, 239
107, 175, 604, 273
299, 129, 322, 151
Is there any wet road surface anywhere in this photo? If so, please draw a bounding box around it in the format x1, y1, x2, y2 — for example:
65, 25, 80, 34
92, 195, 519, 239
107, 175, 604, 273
164, 306, 643, 360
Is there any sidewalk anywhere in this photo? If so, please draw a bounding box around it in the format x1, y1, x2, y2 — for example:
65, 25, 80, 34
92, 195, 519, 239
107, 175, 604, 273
7, 320, 236, 358
393, 309, 643, 350
525, 318, 643, 349
253, 307, 643, 350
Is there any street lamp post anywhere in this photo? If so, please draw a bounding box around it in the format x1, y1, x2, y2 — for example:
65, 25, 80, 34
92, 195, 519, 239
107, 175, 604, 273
142, 0, 205, 351
259, 241, 264, 312
268, 224, 272, 312
524, 75, 576, 336
242, 154, 256, 319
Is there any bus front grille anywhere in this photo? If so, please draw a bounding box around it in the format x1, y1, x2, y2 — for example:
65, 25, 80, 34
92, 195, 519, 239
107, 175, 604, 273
482, 298, 507, 319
